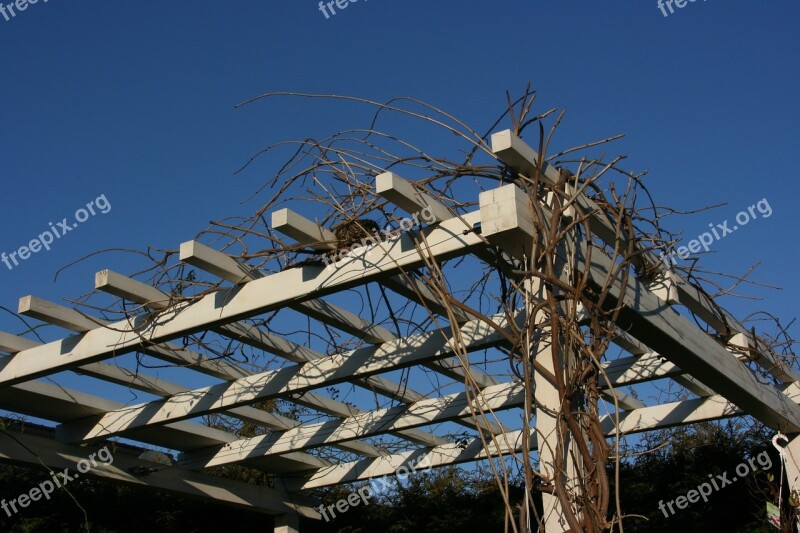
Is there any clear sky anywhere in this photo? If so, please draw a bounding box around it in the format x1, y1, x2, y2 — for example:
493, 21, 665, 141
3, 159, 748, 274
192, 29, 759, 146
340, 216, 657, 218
0, 1, 798, 415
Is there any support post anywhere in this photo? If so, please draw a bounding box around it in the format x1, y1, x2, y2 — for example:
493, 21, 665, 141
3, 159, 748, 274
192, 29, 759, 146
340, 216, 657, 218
480, 183, 585, 531
274, 513, 300, 533
531, 303, 572, 531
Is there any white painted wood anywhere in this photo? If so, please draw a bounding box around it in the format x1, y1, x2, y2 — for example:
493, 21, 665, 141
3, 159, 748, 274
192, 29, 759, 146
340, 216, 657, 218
178, 382, 523, 469
382, 275, 472, 323
782, 436, 800, 501
55, 312, 512, 442
182, 243, 483, 407
545, 186, 577, 221
293, 300, 499, 398
603, 390, 646, 410
6, 379, 332, 471
672, 278, 798, 383
524, 273, 575, 532
671, 375, 716, 397
479, 183, 800, 432
177, 215, 499, 433
375, 171, 453, 222
0, 172, 793, 519
584, 244, 800, 431
0, 331, 39, 353
601, 395, 741, 435
601, 353, 679, 386
478, 184, 536, 262
608, 330, 715, 396
271, 208, 337, 251
18, 296, 250, 380
96, 269, 170, 310
0, 333, 301, 436
96, 270, 426, 408
288, 429, 535, 490
217, 321, 448, 447
602, 383, 800, 436
727, 331, 755, 359
491, 130, 619, 248
19, 295, 105, 332
98, 270, 450, 448
32, 318, 654, 460
180, 240, 259, 283
492, 130, 799, 385
269, 208, 468, 333
647, 269, 679, 305
274, 513, 301, 533
295, 297, 395, 344
76, 362, 381, 458
267, 211, 492, 393
13, 299, 380, 456
270, 209, 478, 395
94, 272, 438, 450
0, 379, 255, 453
0, 428, 319, 518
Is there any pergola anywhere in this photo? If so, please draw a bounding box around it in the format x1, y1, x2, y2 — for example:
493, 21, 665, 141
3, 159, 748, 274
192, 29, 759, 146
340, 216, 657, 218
1, 130, 797, 532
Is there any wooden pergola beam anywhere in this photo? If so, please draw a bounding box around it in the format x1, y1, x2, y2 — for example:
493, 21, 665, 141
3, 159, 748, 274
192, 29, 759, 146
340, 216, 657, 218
0, 210, 482, 386
0, 331, 302, 434
18, 295, 250, 381
491, 130, 799, 385
267, 207, 502, 431
270, 207, 478, 372
590, 246, 800, 431
375, 171, 453, 223
96, 271, 443, 450
16, 298, 349, 439
0, 426, 320, 518
172, 250, 451, 448
55, 312, 512, 442
0, 376, 329, 472
477, 182, 800, 432
178, 382, 522, 469
271, 208, 336, 251
285, 428, 535, 491
601, 395, 741, 436
609, 330, 716, 396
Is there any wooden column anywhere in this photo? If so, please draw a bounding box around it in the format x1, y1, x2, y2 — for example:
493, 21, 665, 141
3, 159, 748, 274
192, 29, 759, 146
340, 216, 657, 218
274, 513, 300, 533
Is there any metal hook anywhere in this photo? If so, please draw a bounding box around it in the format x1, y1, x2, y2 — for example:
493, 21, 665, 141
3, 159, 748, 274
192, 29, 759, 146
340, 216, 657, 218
773, 432, 789, 456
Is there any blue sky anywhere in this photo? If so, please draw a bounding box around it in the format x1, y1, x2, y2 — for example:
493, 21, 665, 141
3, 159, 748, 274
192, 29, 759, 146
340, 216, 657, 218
0, 1, 798, 425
